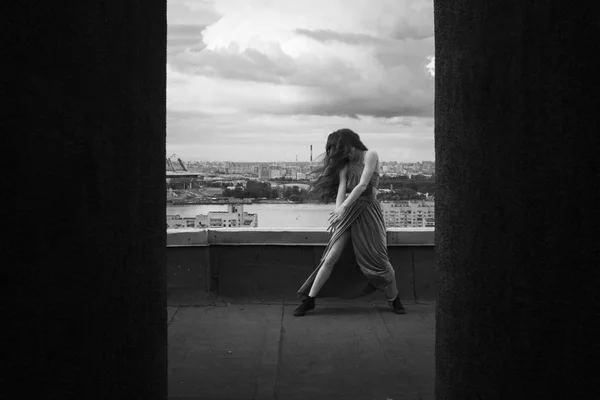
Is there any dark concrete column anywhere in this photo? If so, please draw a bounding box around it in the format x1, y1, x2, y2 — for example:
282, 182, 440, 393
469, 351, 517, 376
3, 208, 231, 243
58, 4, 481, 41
435, 1, 598, 399
7, 1, 167, 398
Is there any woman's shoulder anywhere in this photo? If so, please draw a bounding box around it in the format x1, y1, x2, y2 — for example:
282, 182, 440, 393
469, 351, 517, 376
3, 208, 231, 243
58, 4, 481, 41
364, 149, 379, 161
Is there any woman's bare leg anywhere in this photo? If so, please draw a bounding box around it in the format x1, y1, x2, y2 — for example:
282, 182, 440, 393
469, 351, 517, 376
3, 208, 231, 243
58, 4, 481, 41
384, 273, 399, 301
308, 230, 351, 297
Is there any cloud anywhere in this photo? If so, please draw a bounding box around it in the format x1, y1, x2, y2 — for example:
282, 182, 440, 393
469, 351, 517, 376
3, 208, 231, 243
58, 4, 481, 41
167, 24, 208, 56
167, 0, 222, 25
166, 0, 435, 161
167, 0, 222, 55
169, 0, 433, 118
426, 56, 435, 77
294, 29, 390, 46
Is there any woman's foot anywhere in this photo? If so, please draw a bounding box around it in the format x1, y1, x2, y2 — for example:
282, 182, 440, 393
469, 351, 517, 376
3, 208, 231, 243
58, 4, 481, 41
388, 296, 406, 314
294, 296, 315, 316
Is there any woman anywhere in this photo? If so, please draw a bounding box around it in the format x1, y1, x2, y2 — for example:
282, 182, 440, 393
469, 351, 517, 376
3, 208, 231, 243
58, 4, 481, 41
294, 129, 406, 316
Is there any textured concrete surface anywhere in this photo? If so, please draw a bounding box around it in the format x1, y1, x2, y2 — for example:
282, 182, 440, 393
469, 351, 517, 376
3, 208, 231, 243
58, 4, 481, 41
168, 301, 435, 400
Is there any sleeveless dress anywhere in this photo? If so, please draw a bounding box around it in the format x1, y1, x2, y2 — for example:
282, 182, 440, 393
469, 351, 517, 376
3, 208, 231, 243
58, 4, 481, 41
297, 152, 397, 299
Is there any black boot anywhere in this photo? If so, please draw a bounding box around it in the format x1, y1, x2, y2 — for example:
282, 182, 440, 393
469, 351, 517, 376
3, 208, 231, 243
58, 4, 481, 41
389, 296, 406, 314
294, 296, 315, 316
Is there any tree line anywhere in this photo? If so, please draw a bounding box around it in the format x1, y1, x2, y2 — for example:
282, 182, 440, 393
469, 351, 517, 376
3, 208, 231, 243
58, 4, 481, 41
218, 175, 435, 202
378, 175, 435, 196
222, 180, 279, 199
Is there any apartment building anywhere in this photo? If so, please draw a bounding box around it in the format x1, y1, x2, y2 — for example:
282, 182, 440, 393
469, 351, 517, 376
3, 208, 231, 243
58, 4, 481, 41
380, 200, 435, 228
259, 168, 270, 180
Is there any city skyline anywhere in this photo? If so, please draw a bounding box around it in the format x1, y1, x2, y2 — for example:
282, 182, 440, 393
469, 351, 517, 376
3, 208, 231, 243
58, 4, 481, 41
181, 159, 435, 164
167, 0, 435, 162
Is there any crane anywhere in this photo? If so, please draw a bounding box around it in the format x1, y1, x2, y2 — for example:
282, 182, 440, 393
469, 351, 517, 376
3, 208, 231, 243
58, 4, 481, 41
166, 154, 187, 172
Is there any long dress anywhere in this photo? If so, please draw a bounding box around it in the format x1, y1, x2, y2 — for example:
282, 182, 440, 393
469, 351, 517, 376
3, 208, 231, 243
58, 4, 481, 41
297, 152, 397, 300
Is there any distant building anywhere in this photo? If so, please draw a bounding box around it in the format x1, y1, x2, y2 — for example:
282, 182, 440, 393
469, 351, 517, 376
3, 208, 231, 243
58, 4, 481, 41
167, 204, 258, 229
202, 204, 258, 228
166, 214, 197, 229
259, 168, 270, 180
380, 201, 435, 228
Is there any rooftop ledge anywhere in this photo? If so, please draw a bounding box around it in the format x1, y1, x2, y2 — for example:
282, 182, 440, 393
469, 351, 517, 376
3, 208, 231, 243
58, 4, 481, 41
167, 227, 434, 247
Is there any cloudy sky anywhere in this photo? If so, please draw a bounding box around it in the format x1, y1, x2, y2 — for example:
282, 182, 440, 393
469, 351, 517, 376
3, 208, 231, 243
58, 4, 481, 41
167, 0, 435, 162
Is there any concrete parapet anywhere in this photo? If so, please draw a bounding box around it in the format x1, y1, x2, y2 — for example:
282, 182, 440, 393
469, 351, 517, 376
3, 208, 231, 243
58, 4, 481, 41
167, 228, 436, 305
167, 227, 434, 246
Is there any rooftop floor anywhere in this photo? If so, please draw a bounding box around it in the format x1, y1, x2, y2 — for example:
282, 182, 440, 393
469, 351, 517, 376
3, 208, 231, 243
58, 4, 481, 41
168, 299, 435, 400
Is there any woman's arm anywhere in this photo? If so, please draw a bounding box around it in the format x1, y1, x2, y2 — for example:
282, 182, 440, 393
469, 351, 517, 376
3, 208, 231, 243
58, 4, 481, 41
340, 150, 378, 209
335, 165, 348, 209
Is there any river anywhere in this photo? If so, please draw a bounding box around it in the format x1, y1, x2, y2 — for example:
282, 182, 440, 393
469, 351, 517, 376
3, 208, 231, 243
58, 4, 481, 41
166, 203, 336, 228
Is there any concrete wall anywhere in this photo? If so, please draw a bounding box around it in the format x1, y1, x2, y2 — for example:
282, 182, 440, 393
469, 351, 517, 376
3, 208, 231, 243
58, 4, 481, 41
7, 1, 167, 398
435, 2, 597, 399
167, 229, 435, 304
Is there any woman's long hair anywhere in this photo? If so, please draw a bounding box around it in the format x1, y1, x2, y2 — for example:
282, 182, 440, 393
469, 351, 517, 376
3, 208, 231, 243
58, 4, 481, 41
309, 129, 368, 203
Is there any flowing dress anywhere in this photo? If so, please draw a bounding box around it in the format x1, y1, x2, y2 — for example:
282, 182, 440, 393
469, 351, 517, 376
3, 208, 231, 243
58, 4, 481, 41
297, 152, 397, 299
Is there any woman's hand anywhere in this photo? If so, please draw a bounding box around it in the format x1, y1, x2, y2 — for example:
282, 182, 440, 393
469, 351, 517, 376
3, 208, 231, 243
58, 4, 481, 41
327, 205, 347, 232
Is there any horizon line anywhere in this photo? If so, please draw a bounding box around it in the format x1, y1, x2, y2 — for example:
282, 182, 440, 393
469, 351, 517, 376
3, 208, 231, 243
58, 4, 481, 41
182, 160, 436, 163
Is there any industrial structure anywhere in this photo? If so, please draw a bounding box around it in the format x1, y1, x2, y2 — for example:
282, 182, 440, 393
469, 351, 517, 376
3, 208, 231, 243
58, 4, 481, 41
166, 154, 200, 190
166, 154, 187, 172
